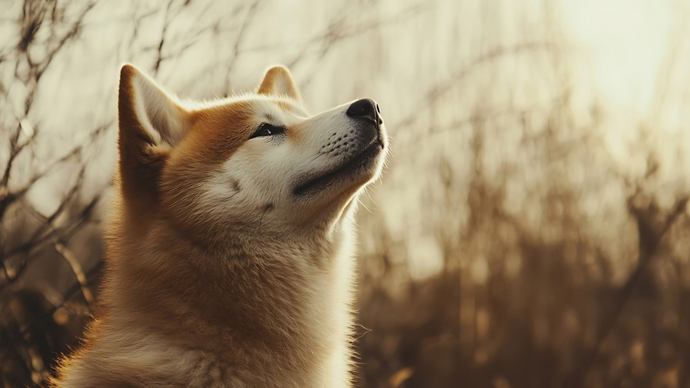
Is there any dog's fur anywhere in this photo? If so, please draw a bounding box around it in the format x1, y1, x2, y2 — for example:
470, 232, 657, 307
52, 64, 387, 387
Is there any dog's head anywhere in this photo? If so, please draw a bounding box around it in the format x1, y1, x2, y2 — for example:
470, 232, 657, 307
117, 64, 387, 244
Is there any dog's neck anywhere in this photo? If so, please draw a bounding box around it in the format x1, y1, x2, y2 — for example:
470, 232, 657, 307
97, 212, 356, 386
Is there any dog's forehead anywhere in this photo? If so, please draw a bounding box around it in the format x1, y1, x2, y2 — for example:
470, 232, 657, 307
251, 97, 309, 123
189, 95, 305, 128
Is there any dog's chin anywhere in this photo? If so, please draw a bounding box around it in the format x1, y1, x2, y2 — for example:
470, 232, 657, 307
292, 139, 385, 199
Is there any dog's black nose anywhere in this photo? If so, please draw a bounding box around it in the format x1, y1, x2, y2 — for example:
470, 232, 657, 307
346, 98, 381, 124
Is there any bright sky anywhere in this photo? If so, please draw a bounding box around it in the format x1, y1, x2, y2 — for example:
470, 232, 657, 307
558, 0, 683, 114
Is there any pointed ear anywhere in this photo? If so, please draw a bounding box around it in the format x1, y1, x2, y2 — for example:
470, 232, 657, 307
257, 65, 301, 101
119, 64, 190, 148
117, 64, 191, 207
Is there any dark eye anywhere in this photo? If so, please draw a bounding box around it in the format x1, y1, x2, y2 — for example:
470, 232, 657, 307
250, 123, 285, 139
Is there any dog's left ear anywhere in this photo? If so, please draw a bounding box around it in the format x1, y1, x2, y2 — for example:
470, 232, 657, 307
257, 65, 301, 102
117, 64, 192, 210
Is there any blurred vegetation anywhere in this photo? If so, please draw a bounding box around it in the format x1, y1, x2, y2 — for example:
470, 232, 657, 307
2, 0, 690, 387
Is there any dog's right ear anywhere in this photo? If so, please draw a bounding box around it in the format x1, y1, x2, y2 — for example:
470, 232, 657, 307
257, 65, 301, 102
117, 64, 191, 206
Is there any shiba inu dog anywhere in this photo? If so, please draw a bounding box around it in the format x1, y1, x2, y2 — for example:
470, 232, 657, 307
52, 64, 387, 387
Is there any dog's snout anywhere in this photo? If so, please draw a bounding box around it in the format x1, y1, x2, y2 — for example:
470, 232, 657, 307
346, 98, 381, 125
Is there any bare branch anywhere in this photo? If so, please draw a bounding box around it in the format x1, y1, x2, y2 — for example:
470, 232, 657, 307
53, 241, 94, 309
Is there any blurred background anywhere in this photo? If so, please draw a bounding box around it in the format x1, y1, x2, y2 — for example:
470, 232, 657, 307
2, 0, 690, 387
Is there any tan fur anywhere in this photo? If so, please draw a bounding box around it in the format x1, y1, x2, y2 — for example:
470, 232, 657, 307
51, 64, 387, 387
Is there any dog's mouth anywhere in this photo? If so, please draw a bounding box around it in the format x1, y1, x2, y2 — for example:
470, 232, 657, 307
293, 139, 384, 196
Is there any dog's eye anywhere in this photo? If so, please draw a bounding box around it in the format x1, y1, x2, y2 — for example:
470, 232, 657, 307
250, 123, 285, 139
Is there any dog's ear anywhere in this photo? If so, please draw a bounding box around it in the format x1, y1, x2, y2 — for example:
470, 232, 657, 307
118, 64, 190, 149
257, 65, 301, 102
117, 64, 192, 207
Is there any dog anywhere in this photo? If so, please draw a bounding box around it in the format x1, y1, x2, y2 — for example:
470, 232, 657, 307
52, 64, 388, 387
